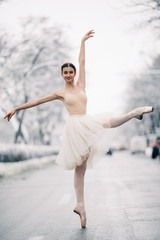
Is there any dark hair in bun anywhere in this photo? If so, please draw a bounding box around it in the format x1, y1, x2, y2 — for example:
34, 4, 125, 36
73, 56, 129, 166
61, 63, 76, 73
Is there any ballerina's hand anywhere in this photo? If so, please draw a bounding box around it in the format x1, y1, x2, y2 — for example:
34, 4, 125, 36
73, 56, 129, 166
4, 109, 16, 121
82, 30, 95, 42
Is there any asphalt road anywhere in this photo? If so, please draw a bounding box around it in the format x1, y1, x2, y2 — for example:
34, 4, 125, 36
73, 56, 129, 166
0, 151, 160, 240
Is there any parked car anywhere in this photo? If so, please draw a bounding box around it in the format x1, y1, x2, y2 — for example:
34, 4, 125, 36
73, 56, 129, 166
109, 140, 127, 152
130, 136, 146, 154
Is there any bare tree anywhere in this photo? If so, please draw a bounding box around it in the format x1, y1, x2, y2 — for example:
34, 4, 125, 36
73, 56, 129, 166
121, 0, 160, 137
0, 0, 6, 3
1, 17, 71, 144
124, 57, 160, 136
124, 0, 160, 36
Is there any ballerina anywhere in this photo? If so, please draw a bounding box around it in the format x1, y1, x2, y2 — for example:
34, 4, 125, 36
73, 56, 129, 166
4, 30, 154, 228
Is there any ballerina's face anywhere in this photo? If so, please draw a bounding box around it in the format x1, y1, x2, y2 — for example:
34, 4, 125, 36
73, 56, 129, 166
61, 67, 76, 83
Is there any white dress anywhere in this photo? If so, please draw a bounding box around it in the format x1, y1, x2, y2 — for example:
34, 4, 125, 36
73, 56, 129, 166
56, 112, 112, 170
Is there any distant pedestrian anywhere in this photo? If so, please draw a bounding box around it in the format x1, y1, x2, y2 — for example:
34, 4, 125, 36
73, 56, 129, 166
152, 141, 159, 159
4, 30, 154, 228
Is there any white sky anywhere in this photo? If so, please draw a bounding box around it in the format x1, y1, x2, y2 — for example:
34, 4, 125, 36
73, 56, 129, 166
0, 0, 159, 114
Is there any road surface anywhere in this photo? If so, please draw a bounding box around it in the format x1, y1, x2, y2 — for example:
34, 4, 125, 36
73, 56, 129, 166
0, 151, 160, 240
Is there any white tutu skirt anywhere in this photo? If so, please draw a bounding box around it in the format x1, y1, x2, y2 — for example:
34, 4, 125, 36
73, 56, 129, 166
56, 112, 112, 170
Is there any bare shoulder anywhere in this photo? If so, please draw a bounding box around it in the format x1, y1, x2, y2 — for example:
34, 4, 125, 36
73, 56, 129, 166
54, 88, 65, 100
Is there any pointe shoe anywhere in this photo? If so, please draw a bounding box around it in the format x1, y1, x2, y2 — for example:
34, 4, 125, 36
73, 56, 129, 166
129, 106, 154, 120
73, 202, 86, 228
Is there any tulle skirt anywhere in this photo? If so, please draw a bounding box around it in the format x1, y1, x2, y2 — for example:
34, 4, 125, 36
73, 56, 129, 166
56, 112, 112, 170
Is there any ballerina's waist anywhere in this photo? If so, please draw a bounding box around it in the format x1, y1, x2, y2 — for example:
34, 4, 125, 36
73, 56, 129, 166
70, 113, 86, 117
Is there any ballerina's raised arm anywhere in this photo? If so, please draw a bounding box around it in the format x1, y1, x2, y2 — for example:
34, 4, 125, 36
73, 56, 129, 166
76, 30, 95, 91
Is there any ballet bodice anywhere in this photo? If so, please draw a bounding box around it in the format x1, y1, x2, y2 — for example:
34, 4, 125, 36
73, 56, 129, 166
62, 90, 87, 115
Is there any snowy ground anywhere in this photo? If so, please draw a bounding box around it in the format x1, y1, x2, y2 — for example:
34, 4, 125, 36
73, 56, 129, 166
0, 155, 56, 178
0, 143, 59, 162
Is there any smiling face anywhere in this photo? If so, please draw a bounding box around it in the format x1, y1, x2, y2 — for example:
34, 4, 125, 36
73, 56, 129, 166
61, 67, 76, 83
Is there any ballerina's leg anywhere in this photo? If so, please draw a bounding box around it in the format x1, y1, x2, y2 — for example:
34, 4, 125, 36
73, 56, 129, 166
74, 157, 87, 203
74, 157, 88, 228
105, 106, 154, 128
109, 113, 131, 128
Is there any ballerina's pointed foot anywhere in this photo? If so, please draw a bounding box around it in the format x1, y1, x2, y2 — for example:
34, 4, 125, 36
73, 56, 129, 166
130, 106, 154, 120
73, 202, 86, 228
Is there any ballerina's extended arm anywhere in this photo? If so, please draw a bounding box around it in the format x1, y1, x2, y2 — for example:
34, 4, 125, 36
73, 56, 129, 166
77, 30, 95, 91
4, 91, 59, 122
